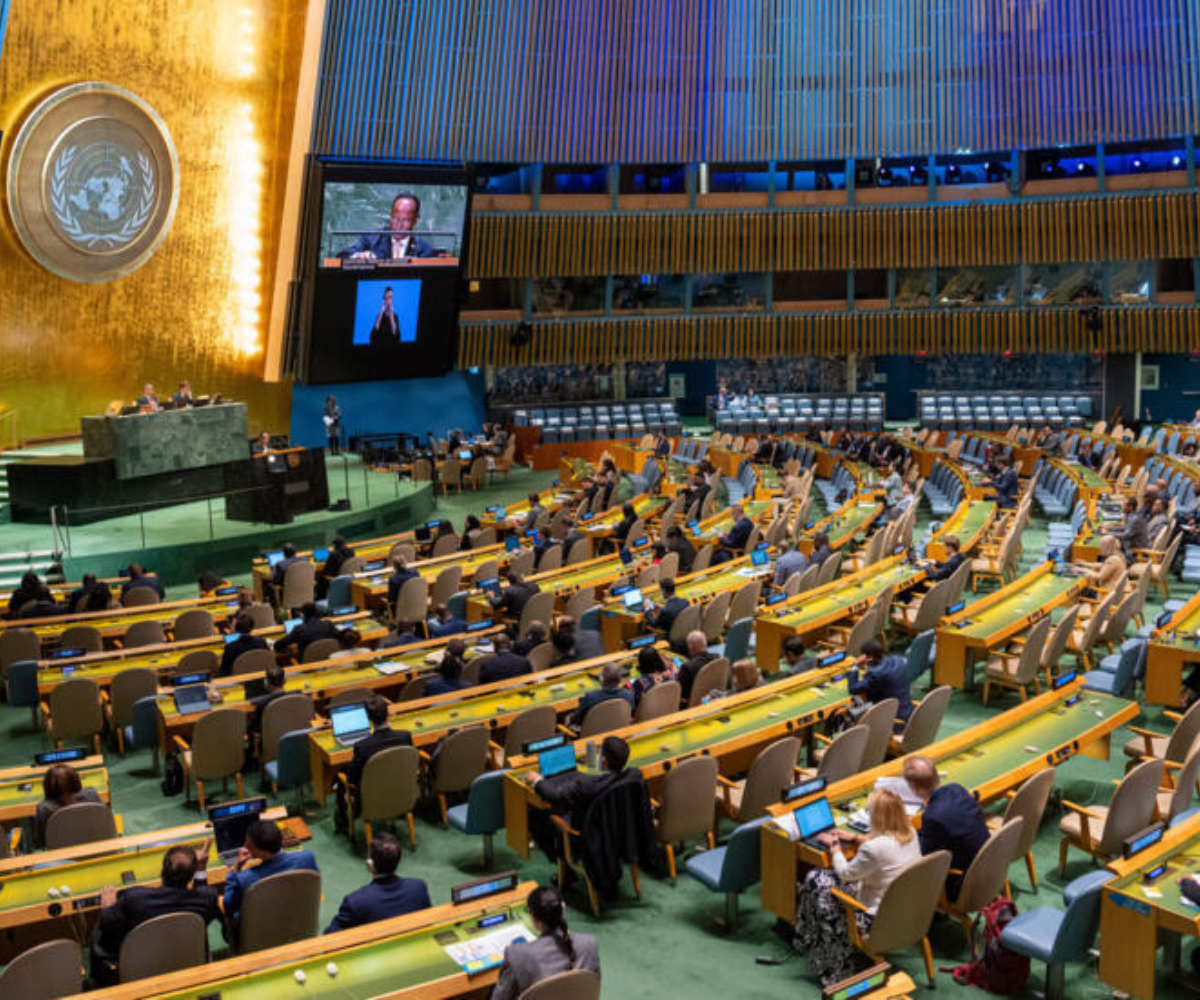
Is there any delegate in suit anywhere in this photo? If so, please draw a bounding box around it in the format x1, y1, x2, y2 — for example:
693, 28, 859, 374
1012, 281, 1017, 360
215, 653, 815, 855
325, 833, 430, 933
338, 193, 443, 260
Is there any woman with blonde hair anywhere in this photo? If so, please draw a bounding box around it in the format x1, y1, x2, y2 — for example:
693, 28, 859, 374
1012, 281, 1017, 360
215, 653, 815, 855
792, 787, 921, 986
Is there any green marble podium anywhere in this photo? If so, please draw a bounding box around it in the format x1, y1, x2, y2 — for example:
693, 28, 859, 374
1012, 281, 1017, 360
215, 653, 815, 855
81, 403, 250, 480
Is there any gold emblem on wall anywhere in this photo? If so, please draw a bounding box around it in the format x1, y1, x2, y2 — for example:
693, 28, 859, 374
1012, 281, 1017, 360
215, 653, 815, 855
5, 82, 180, 283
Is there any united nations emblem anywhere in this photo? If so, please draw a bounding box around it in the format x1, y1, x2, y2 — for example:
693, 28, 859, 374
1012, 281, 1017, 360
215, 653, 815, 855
6, 83, 179, 283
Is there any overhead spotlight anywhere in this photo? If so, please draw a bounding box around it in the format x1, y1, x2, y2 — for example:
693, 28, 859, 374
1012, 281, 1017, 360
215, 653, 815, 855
877, 166, 893, 186
945, 163, 962, 184
984, 161, 1009, 183
1131, 157, 1147, 173
1171, 154, 1185, 169
910, 163, 928, 184
1074, 160, 1096, 176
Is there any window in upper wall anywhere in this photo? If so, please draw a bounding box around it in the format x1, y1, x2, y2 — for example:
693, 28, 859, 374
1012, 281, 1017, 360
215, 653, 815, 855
611, 274, 686, 314
531, 277, 605, 316
1157, 258, 1195, 295
617, 165, 687, 195
707, 163, 773, 193
895, 269, 932, 308
936, 267, 1017, 308
1110, 261, 1153, 304
1024, 263, 1101, 306
463, 278, 525, 312
774, 270, 848, 304
692, 273, 767, 311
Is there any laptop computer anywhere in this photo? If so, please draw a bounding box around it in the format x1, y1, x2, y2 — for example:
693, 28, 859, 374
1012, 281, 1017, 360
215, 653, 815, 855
265, 550, 285, 567
792, 797, 838, 849
329, 703, 371, 747
619, 548, 634, 565
283, 618, 303, 634
504, 535, 521, 552
622, 588, 644, 613
750, 548, 769, 567
174, 684, 211, 715
313, 547, 330, 563
538, 744, 578, 779
209, 797, 268, 866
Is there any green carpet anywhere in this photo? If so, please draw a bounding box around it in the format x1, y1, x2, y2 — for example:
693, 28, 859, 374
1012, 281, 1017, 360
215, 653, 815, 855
0, 466, 1192, 999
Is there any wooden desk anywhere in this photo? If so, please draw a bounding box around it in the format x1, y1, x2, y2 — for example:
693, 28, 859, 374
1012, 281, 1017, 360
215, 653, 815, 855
73, 882, 537, 1000
599, 555, 770, 651
155, 627, 503, 751
307, 645, 670, 797
755, 554, 926, 671
690, 498, 775, 546
925, 498, 997, 561
796, 497, 884, 556
504, 667, 852, 857
347, 542, 514, 613
1099, 810, 1200, 999
3, 593, 246, 647
1145, 587, 1200, 707
478, 486, 579, 533
0, 756, 109, 825
759, 678, 1137, 921
34, 612, 374, 695
0, 809, 308, 961
933, 562, 1086, 689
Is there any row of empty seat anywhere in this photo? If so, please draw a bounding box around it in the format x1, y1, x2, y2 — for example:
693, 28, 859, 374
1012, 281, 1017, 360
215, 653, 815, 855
919, 393, 1095, 430
710, 393, 884, 433
509, 399, 682, 442
924, 460, 967, 518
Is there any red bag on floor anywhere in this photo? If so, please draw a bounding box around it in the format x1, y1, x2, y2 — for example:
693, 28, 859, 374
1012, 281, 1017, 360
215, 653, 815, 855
949, 897, 1029, 994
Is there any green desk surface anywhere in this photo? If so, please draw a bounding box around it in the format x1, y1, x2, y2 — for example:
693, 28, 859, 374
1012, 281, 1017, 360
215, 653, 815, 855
152, 905, 535, 1000
1110, 830, 1200, 922
824, 689, 1131, 827
0, 832, 210, 912
770, 562, 920, 630
0, 768, 108, 817
822, 502, 880, 547
537, 556, 644, 593
693, 500, 773, 542
1054, 459, 1109, 492
607, 561, 764, 621
28, 599, 243, 640
847, 462, 878, 485
938, 500, 997, 542
951, 572, 1077, 640
582, 495, 665, 532
1159, 602, 1200, 650
608, 677, 850, 772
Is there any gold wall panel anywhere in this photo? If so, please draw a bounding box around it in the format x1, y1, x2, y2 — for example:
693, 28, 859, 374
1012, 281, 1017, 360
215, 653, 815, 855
0, 0, 310, 440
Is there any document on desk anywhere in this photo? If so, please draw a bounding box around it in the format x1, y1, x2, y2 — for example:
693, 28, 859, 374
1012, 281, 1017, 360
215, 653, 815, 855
443, 923, 533, 973
374, 661, 406, 676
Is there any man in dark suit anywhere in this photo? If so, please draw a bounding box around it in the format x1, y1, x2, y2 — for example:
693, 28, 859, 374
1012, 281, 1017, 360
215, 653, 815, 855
90, 842, 221, 985
135, 383, 160, 411
781, 635, 820, 676
220, 613, 269, 676
319, 536, 355, 589
1104, 496, 1151, 557
273, 602, 339, 658
171, 380, 195, 408
428, 603, 468, 638
248, 664, 290, 741
847, 639, 913, 732
903, 755, 989, 902
528, 736, 634, 863
489, 570, 540, 620
569, 662, 635, 728
984, 457, 1019, 510
555, 616, 604, 660
338, 192, 443, 260
478, 634, 531, 685
335, 696, 414, 831
270, 544, 306, 589
121, 563, 165, 600
644, 578, 688, 634
808, 532, 833, 569
224, 821, 319, 935
720, 504, 754, 551
609, 502, 638, 551
386, 558, 420, 611
379, 620, 421, 649
325, 833, 431, 933
677, 630, 717, 704
925, 535, 965, 582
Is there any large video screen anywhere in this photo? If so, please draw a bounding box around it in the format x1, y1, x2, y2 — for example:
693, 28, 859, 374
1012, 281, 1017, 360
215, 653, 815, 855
301, 163, 471, 384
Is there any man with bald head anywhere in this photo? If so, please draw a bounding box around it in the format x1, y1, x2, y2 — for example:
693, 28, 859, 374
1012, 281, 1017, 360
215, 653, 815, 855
677, 630, 717, 705
339, 192, 443, 260
903, 755, 989, 901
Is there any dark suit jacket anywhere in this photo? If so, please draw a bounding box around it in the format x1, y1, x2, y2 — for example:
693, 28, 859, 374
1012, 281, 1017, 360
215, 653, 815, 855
848, 655, 913, 730
349, 725, 414, 787
274, 617, 339, 657
220, 634, 269, 676
809, 544, 833, 568
424, 674, 473, 697
122, 575, 165, 599
430, 616, 468, 637
666, 536, 696, 573
646, 596, 688, 634
325, 875, 431, 934
491, 581, 540, 618
678, 651, 717, 704
322, 546, 355, 579
92, 880, 221, 971
479, 651, 531, 685
918, 783, 990, 901
723, 517, 754, 551
338, 232, 440, 259
926, 551, 965, 582
991, 468, 1019, 509
271, 555, 307, 588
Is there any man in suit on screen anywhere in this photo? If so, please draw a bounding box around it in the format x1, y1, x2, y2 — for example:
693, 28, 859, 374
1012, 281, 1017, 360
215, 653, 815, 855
339, 193, 443, 261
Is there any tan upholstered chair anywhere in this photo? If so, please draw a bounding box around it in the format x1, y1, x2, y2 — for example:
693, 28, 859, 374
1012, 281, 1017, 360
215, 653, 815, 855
938, 819, 1025, 951
832, 850, 952, 987
123, 620, 166, 648
687, 656, 730, 707
802, 724, 869, 784
342, 744, 421, 848
302, 637, 340, 663
422, 725, 489, 825
635, 680, 681, 723
0, 939, 83, 997
175, 649, 218, 676
231, 648, 274, 676
173, 609, 215, 640
1123, 699, 1200, 767
653, 755, 719, 882
106, 667, 158, 754
987, 767, 1056, 891
238, 869, 321, 953
174, 707, 246, 812
888, 685, 952, 757
45, 677, 104, 752
493, 705, 556, 766
45, 801, 119, 849
259, 693, 313, 773
59, 624, 103, 653
118, 912, 206, 983
519, 970, 601, 1000
717, 736, 801, 822
1058, 758, 1164, 872
982, 614, 1051, 705
579, 697, 632, 738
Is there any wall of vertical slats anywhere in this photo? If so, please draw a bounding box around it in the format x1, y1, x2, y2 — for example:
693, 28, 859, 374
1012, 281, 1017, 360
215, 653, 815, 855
316, 0, 1200, 162
464, 192, 1200, 278
458, 306, 1200, 367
